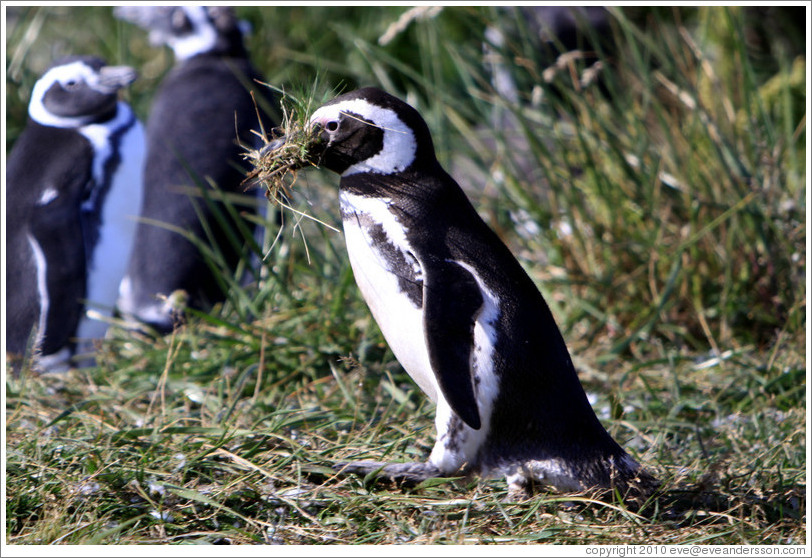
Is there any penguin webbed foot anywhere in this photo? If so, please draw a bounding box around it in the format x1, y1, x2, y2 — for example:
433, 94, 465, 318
333, 460, 443, 487
505, 459, 661, 510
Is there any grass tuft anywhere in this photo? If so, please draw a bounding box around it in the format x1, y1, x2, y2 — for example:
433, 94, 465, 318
241, 86, 321, 206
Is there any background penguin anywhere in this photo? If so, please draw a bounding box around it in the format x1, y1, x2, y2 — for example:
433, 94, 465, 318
485, 6, 614, 110
454, 7, 616, 209
114, 6, 277, 333
269, 87, 657, 501
6, 55, 144, 372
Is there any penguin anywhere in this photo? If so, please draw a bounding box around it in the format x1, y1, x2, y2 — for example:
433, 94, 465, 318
268, 87, 657, 500
114, 6, 276, 332
486, 6, 614, 108
466, 7, 615, 197
6, 55, 144, 372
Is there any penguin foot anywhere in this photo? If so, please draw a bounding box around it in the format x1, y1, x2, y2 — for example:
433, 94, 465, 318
333, 460, 443, 487
505, 457, 660, 508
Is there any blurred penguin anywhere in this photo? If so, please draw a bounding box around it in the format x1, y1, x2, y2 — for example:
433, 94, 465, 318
114, 6, 276, 333
6, 55, 144, 372
485, 6, 614, 115
452, 7, 616, 230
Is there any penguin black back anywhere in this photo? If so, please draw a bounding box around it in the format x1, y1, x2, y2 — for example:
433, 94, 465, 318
6, 122, 91, 361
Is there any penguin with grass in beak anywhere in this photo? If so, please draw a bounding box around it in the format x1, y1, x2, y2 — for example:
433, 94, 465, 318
261, 87, 657, 502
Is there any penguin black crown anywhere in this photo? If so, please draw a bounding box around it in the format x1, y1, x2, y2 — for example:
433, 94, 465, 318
269, 87, 657, 501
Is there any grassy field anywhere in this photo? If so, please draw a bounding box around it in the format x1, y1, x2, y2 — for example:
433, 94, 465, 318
4, 5, 807, 546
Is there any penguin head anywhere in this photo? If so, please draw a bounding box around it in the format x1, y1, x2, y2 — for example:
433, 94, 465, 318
303, 87, 438, 176
27, 56, 136, 129
114, 6, 248, 61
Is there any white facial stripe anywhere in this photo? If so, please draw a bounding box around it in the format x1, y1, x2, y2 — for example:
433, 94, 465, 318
168, 7, 218, 60
310, 98, 417, 176
28, 62, 101, 127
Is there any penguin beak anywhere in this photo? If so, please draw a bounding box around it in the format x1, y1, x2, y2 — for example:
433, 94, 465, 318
97, 65, 138, 93
114, 6, 173, 32
114, 6, 178, 46
259, 135, 288, 158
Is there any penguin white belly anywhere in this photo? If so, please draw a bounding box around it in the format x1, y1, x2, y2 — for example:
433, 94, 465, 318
340, 192, 439, 403
76, 110, 145, 341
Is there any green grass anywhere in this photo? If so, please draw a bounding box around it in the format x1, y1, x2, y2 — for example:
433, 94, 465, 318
4, 5, 807, 546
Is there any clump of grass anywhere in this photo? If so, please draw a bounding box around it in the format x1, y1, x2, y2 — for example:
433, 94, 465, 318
241, 86, 323, 207
239, 83, 342, 265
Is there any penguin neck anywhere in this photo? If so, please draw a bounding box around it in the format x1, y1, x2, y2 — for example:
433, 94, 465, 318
78, 102, 138, 216
339, 162, 452, 206
339, 170, 454, 229
339, 170, 411, 199
29, 98, 123, 130
93, 104, 120, 123
78, 102, 135, 145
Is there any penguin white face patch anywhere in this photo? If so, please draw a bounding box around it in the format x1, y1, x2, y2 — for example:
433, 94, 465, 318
164, 7, 218, 60
310, 99, 417, 177
29, 62, 103, 128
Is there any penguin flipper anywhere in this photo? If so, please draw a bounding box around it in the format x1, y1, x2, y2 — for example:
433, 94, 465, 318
423, 259, 483, 430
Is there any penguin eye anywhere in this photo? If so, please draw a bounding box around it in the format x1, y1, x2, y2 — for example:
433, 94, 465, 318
64, 79, 79, 90
325, 120, 339, 132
